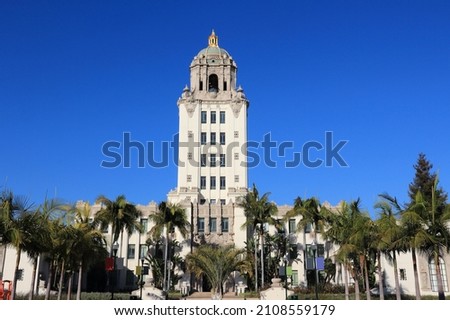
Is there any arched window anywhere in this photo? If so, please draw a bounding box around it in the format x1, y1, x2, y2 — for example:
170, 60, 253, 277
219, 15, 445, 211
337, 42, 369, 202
208, 74, 218, 92
428, 256, 449, 292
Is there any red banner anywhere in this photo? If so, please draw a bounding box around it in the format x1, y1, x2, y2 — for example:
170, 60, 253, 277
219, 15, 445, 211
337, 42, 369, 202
105, 257, 114, 271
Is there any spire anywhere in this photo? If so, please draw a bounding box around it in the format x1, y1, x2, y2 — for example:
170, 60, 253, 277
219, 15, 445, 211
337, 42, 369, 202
208, 29, 218, 47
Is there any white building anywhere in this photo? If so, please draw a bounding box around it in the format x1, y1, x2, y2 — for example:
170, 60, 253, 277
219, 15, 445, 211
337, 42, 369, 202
1, 32, 449, 299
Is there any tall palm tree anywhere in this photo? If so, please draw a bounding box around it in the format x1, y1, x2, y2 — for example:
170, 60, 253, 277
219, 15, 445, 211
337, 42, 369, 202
71, 202, 108, 300
375, 194, 405, 300
95, 195, 143, 251
238, 184, 277, 290
286, 197, 325, 244
186, 244, 251, 299
148, 201, 190, 292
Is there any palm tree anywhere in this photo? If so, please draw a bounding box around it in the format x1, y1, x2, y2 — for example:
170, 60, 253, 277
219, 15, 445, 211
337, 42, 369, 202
95, 195, 143, 253
186, 244, 251, 299
71, 202, 108, 300
286, 197, 325, 244
148, 201, 190, 292
375, 194, 405, 300
238, 184, 277, 290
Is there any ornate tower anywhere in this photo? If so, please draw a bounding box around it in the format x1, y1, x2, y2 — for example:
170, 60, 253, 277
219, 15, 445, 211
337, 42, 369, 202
168, 31, 249, 205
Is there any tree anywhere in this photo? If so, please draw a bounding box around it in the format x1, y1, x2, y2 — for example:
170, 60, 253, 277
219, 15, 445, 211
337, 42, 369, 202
148, 201, 190, 292
238, 184, 278, 290
408, 153, 447, 212
186, 244, 251, 299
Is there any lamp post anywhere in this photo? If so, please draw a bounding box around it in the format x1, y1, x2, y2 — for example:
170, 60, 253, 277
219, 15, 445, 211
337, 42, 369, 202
111, 241, 119, 300
310, 241, 319, 300
139, 257, 144, 300
284, 254, 288, 299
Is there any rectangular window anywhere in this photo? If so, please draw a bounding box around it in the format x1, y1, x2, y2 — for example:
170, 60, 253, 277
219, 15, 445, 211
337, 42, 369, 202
210, 199, 216, 204
201, 111, 207, 124
210, 132, 216, 145
211, 111, 216, 124
188, 130, 193, 138
198, 218, 205, 233
304, 223, 312, 233
140, 219, 148, 233
199, 80, 203, 91
234, 175, 239, 183
220, 199, 226, 205
223, 81, 227, 91
200, 176, 206, 189
220, 132, 225, 145
222, 217, 229, 232
400, 269, 407, 281
187, 175, 192, 182
220, 154, 225, 167
201, 132, 206, 145
210, 154, 216, 167
127, 244, 135, 259
201, 154, 206, 167
139, 244, 148, 259
200, 199, 206, 205
234, 153, 239, 160
234, 131, 239, 138
288, 219, 296, 234
220, 111, 225, 123
220, 176, 226, 190
187, 152, 192, 160
210, 176, 216, 190
210, 217, 217, 232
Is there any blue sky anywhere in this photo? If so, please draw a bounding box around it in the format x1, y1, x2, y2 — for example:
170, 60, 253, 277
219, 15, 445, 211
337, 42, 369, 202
1, 1, 449, 217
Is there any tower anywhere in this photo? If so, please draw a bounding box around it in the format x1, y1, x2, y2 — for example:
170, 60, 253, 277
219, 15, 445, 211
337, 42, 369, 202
168, 31, 249, 205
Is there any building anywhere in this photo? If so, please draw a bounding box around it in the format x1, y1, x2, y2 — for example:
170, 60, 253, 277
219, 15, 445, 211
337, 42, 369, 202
1, 32, 449, 299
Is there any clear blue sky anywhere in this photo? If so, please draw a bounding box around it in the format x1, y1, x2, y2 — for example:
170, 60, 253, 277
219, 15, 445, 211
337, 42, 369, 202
1, 1, 449, 217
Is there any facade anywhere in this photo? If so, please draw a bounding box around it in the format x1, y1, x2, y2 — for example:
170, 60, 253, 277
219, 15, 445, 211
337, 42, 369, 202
1, 32, 449, 298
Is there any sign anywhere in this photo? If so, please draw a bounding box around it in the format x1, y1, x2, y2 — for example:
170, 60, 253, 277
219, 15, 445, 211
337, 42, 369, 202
135, 266, 142, 276
105, 257, 114, 271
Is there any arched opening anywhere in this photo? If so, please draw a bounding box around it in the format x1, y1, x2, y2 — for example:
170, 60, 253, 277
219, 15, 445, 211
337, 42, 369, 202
428, 256, 449, 292
208, 74, 218, 92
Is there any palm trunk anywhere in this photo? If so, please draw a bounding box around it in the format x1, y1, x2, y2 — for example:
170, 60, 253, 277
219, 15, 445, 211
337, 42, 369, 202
343, 262, 349, 300
254, 234, 258, 292
363, 256, 371, 300
377, 250, 384, 300
435, 249, 445, 300
45, 260, 54, 300
57, 260, 65, 300
411, 248, 421, 300
28, 256, 38, 300
354, 276, 360, 300
260, 230, 264, 289
66, 272, 73, 300
163, 229, 169, 292
76, 262, 83, 300
11, 247, 22, 300
392, 251, 401, 300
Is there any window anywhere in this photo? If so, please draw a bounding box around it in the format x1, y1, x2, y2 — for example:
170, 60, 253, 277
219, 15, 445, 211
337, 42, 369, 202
210, 199, 216, 204
188, 131, 193, 138
223, 81, 227, 91
210, 154, 216, 167
187, 152, 192, 160
220, 176, 226, 190
234, 175, 239, 183
399, 269, 407, 281
304, 223, 312, 233
211, 111, 216, 124
429, 256, 449, 292
208, 74, 218, 92
220, 132, 225, 145
220, 154, 225, 167
198, 218, 205, 233
200, 199, 206, 205
220, 111, 225, 123
234, 131, 239, 138
127, 244, 135, 259
201, 132, 206, 145
210, 132, 216, 145
199, 80, 203, 91
201, 154, 206, 167
140, 219, 148, 233
201, 111, 207, 123
234, 153, 239, 160
210, 217, 217, 232
187, 175, 192, 182
210, 176, 216, 190
222, 218, 229, 232
288, 219, 296, 234
291, 270, 299, 286
200, 176, 206, 189
220, 199, 226, 205
139, 244, 148, 259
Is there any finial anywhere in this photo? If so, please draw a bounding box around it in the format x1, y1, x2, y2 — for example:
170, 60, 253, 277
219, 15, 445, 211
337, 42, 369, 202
208, 29, 218, 47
